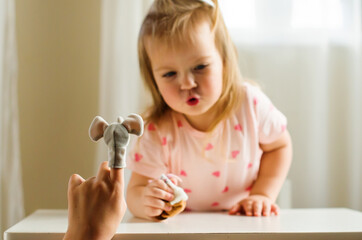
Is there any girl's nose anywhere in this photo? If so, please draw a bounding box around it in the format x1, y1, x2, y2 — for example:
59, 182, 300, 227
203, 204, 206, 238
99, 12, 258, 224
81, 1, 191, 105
180, 73, 197, 90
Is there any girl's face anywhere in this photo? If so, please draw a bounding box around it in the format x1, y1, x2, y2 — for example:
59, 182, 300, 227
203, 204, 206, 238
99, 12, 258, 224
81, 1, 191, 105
145, 21, 223, 129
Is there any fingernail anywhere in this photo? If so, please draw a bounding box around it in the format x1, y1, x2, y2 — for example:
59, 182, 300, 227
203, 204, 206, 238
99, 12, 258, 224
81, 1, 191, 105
168, 194, 174, 201
166, 173, 182, 183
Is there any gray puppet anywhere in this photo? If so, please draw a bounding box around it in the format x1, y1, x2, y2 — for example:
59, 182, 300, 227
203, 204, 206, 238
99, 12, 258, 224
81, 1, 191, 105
89, 114, 144, 168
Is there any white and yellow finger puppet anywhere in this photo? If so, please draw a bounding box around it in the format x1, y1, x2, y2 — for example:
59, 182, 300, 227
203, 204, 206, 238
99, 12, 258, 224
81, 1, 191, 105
157, 174, 188, 220
89, 114, 144, 168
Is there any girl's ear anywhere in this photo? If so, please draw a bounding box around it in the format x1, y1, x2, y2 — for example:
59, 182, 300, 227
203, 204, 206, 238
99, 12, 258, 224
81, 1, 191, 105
89, 116, 109, 141
122, 114, 144, 136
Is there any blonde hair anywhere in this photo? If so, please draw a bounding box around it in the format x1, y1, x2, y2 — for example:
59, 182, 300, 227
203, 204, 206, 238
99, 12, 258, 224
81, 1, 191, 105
138, 0, 244, 131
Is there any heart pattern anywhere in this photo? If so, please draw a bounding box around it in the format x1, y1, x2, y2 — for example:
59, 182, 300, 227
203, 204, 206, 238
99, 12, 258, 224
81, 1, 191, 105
248, 163, 253, 168
205, 143, 214, 151
222, 186, 229, 193
212, 171, 220, 177
184, 188, 192, 193
231, 150, 240, 158
245, 185, 253, 191
148, 123, 156, 131
211, 202, 219, 207
177, 120, 183, 127
161, 137, 167, 146
180, 170, 187, 176
134, 153, 143, 162
234, 124, 242, 131
253, 97, 258, 106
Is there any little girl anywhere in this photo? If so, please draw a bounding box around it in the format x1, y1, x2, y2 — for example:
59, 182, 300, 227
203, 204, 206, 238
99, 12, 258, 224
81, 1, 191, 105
127, 0, 292, 220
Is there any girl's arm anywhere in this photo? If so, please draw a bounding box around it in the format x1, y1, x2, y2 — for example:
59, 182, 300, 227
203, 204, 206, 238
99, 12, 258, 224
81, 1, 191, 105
251, 130, 293, 202
229, 130, 292, 216
126, 172, 174, 220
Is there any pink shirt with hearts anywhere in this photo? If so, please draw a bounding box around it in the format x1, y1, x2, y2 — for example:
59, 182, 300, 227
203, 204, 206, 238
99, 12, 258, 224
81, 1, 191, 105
127, 82, 287, 211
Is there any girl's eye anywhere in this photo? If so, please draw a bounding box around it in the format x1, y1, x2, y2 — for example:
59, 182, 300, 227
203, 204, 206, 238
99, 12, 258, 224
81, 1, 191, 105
162, 71, 176, 78
194, 64, 207, 71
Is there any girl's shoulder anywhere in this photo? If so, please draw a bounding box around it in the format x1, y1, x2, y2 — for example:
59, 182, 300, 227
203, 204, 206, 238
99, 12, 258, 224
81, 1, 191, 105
231, 80, 269, 119
143, 110, 179, 136
241, 80, 262, 96
240, 80, 270, 106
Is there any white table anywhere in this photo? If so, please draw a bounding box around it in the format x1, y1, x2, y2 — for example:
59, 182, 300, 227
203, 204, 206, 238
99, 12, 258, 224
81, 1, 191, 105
4, 208, 362, 240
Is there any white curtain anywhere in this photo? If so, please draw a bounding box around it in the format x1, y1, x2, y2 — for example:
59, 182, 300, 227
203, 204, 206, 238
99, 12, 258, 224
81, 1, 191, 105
220, 0, 361, 210
99, 0, 362, 210
0, 0, 24, 236
97, 0, 153, 181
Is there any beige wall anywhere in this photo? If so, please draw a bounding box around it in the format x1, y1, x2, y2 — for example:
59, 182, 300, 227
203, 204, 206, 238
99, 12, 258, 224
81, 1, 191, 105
15, 0, 101, 216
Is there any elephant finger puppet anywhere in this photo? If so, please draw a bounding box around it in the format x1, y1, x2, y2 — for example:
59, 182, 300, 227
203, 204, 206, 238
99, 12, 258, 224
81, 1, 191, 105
89, 114, 144, 168
157, 174, 188, 220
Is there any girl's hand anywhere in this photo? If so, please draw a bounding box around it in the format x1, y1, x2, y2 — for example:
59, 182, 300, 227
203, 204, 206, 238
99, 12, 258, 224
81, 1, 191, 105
63, 161, 127, 240
142, 178, 175, 219
228, 195, 279, 217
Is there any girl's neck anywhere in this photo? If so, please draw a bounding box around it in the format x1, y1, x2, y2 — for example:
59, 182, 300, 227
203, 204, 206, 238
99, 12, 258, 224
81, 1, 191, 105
183, 107, 219, 132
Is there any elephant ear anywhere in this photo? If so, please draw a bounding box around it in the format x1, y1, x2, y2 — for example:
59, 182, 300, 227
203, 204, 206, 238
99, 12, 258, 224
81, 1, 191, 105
89, 116, 109, 141
121, 114, 144, 136
117, 116, 124, 123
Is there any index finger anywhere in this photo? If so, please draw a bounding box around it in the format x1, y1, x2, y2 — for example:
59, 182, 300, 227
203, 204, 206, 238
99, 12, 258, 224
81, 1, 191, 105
149, 179, 173, 193
110, 167, 124, 183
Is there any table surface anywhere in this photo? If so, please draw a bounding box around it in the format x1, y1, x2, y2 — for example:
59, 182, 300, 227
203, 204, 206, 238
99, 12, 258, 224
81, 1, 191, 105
4, 208, 362, 240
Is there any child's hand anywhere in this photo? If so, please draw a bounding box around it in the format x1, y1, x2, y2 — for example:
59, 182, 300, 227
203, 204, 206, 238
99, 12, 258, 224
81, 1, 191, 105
228, 195, 279, 217
141, 178, 175, 219
63, 161, 127, 240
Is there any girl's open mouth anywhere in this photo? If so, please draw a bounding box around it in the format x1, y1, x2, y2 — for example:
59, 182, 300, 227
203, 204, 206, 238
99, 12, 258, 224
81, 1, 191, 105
187, 97, 199, 106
